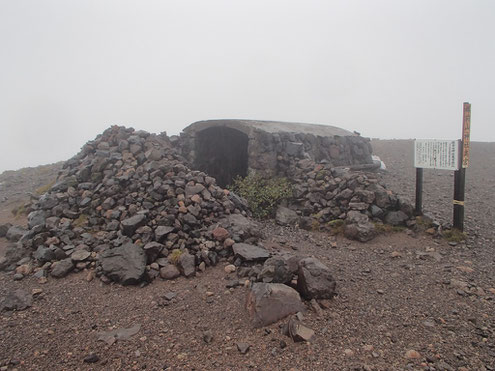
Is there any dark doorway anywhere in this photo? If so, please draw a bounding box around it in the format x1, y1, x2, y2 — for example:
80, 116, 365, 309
195, 127, 248, 188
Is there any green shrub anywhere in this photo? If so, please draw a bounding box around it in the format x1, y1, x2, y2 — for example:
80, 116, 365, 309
443, 229, 467, 242
229, 174, 293, 219
35, 179, 56, 195
328, 219, 345, 235
168, 249, 183, 265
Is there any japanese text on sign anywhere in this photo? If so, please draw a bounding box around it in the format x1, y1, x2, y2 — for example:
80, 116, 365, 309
414, 139, 460, 171
462, 102, 471, 168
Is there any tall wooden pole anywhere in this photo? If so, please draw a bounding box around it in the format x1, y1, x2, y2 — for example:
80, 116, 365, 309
453, 102, 471, 231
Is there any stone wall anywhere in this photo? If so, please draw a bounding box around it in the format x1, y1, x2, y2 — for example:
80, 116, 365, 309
179, 120, 373, 185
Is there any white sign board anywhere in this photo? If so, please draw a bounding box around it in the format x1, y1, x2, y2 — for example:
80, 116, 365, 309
414, 139, 460, 170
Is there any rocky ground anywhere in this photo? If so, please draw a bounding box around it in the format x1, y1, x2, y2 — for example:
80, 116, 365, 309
1, 140, 494, 370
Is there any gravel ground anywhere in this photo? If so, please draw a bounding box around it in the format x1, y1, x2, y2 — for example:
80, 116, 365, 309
1, 140, 494, 371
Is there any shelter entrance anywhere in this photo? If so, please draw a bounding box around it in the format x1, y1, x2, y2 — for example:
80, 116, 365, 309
195, 126, 248, 188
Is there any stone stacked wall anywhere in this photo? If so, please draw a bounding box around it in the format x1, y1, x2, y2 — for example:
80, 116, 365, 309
179, 127, 373, 179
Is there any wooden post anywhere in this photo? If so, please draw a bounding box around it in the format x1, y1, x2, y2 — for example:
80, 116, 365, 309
415, 167, 423, 215
453, 102, 470, 231
453, 167, 465, 231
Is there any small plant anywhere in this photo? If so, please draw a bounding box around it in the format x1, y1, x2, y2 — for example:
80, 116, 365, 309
328, 219, 345, 235
72, 214, 89, 228
229, 174, 293, 219
373, 222, 405, 234
311, 219, 321, 232
11, 203, 27, 218
168, 249, 183, 265
35, 179, 56, 195
443, 229, 467, 243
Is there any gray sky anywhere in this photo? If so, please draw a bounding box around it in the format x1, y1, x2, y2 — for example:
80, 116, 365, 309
1, 0, 494, 172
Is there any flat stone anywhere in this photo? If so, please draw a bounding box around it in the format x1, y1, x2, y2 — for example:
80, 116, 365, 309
154, 226, 174, 243
233, 243, 270, 262
0, 289, 33, 311
289, 317, 315, 342
71, 249, 91, 262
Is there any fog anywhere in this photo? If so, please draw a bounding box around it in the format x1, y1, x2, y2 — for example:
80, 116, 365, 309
1, 0, 494, 172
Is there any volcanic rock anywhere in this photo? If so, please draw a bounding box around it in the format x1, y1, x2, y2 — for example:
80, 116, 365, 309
100, 243, 146, 285
0, 289, 33, 311
233, 243, 270, 263
50, 258, 75, 278
297, 257, 336, 300
246, 283, 305, 327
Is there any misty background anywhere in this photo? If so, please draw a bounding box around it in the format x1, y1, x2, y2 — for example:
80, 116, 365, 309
1, 0, 494, 173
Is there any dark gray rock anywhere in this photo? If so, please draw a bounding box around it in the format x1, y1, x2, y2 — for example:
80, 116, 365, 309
0, 243, 29, 271
344, 221, 376, 242
0, 289, 33, 311
384, 210, 409, 226
71, 249, 91, 262
34, 246, 56, 263
233, 243, 270, 263
246, 283, 305, 327
100, 243, 146, 285
258, 255, 296, 284
27, 210, 46, 229
143, 242, 164, 264
6, 226, 27, 242
0, 223, 12, 237
275, 206, 299, 226
185, 183, 205, 197
344, 211, 376, 242
177, 252, 196, 277
154, 226, 174, 243
121, 214, 147, 237
297, 258, 336, 300
288, 317, 315, 342
50, 258, 75, 278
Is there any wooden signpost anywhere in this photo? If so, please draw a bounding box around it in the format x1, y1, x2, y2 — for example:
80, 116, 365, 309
414, 102, 471, 231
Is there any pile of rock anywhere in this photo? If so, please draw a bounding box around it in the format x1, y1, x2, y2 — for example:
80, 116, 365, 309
1, 126, 259, 284
275, 159, 415, 241
229, 242, 335, 330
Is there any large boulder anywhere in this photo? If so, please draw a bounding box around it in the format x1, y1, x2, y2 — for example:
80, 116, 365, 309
246, 283, 305, 327
100, 243, 146, 285
297, 258, 336, 300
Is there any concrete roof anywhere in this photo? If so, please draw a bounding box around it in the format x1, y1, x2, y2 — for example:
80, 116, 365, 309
182, 119, 357, 137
